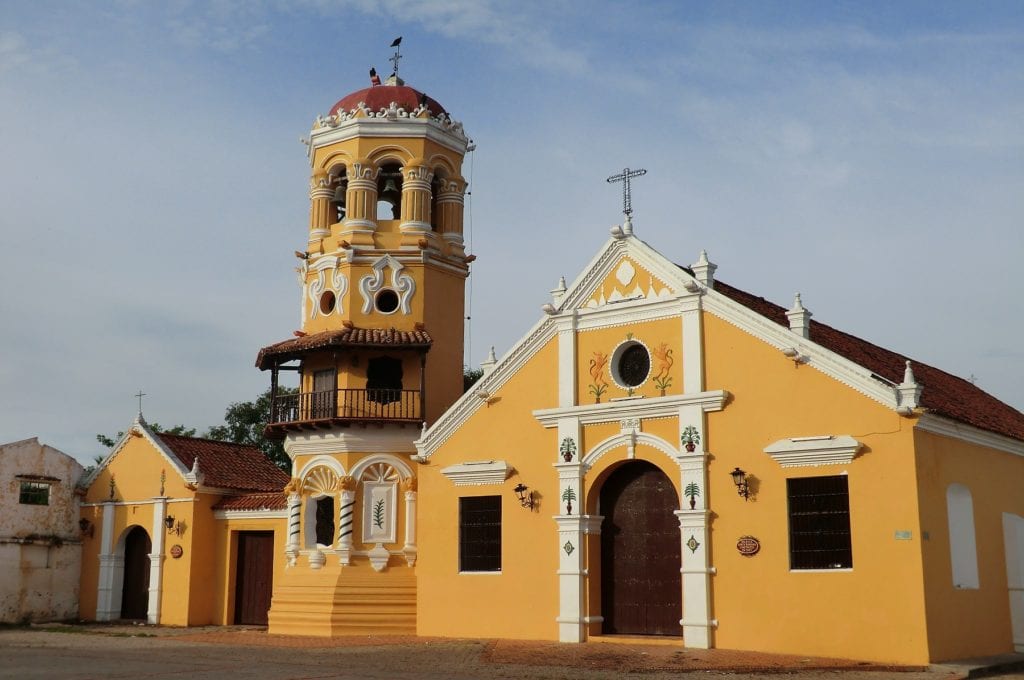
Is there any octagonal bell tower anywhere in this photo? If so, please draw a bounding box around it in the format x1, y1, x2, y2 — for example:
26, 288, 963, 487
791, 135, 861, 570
257, 69, 472, 636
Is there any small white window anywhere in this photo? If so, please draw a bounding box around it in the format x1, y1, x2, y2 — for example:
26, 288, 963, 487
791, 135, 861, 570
946, 483, 980, 589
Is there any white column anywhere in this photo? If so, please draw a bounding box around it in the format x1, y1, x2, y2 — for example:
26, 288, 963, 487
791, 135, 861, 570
337, 489, 355, 566
286, 492, 301, 567
556, 312, 578, 407
96, 501, 118, 621
147, 497, 167, 625
681, 297, 703, 394
676, 403, 714, 647
554, 451, 586, 642
403, 489, 417, 566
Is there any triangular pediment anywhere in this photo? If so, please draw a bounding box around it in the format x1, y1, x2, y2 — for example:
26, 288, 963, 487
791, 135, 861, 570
578, 254, 675, 309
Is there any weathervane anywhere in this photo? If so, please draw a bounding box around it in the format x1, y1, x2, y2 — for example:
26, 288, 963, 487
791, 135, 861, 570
388, 36, 403, 79
606, 167, 647, 218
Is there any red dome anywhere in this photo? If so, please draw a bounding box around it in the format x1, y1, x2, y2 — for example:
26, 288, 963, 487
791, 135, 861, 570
329, 85, 447, 117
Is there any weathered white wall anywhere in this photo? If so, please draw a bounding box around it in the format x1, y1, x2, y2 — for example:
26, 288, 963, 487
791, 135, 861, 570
0, 438, 84, 623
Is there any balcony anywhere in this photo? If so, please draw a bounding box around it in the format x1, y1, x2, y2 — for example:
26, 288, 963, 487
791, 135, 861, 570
265, 388, 423, 438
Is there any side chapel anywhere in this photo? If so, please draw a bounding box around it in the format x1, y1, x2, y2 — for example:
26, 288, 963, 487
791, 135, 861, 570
78, 68, 1024, 666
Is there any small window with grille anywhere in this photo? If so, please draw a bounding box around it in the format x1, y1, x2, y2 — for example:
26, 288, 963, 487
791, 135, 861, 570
459, 496, 501, 572
19, 481, 50, 506
787, 475, 852, 570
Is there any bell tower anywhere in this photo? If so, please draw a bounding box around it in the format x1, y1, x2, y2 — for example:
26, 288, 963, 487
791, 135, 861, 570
256, 68, 472, 636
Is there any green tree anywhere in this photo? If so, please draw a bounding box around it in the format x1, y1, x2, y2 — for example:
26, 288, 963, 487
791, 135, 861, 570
206, 388, 295, 472
463, 367, 484, 392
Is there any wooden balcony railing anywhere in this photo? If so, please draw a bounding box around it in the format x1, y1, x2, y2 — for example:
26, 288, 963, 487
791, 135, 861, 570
269, 388, 422, 426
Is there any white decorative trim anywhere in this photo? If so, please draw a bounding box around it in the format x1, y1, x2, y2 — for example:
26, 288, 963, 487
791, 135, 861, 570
213, 509, 288, 520
367, 543, 390, 572
415, 315, 556, 459
763, 435, 861, 468
534, 391, 728, 428
440, 461, 511, 486
350, 453, 413, 481
916, 413, 1024, 457
284, 428, 418, 457
296, 455, 347, 481
358, 254, 416, 315
362, 480, 398, 544
309, 117, 469, 157
79, 414, 191, 491
582, 432, 681, 469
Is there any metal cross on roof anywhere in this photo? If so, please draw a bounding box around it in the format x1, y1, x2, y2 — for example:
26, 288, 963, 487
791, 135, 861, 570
135, 389, 146, 414
388, 36, 403, 78
606, 167, 647, 218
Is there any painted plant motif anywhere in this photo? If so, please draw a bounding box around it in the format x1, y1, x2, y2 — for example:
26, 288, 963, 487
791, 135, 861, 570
372, 498, 386, 530
588, 351, 609, 403
561, 486, 577, 515
681, 425, 701, 452
684, 482, 701, 510
559, 437, 577, 462
652, 342, 674, 394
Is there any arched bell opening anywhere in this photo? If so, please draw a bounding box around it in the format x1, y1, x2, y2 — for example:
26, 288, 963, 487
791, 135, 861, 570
376, 163, 403, 220
429, 172, 447, 232
328, 165, 348, 224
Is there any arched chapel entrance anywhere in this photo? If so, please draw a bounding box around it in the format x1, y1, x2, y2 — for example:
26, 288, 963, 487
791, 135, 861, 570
120, 526, 151, 620
599, 460, 681, 636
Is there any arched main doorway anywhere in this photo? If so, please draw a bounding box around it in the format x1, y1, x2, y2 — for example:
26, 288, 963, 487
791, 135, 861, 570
120, 526, 151, 620
599, 460, 681, 636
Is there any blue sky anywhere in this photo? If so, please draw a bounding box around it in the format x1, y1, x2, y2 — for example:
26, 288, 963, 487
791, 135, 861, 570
1, 1, 1022, 464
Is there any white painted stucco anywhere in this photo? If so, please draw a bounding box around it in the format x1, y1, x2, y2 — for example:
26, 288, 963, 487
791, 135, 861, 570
0, 438, 84, 623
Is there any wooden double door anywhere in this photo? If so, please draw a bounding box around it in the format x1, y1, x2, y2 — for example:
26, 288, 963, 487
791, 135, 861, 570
234, 532, 275, 625
600, 461, 682, 636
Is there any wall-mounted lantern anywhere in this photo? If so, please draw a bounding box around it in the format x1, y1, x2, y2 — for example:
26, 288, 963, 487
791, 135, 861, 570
78, 518, 94, 538
165, 515, 185, 536
730, 467, 750, 501
513, 483, 535, 510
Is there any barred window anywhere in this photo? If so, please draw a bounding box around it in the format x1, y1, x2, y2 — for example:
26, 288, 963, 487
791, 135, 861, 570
19, 481, 50, 506
787, 475, 852, 570
459, 496, 501, 572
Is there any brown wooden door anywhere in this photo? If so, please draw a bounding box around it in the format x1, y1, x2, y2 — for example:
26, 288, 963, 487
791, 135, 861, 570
120, 526, 151, 620
600, 461, 681, 636
312, 369, 337, 419
234, 531, 275, 625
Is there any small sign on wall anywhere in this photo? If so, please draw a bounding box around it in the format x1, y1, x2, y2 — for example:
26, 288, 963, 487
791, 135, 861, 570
169, 544, 184, 559
736, 536, 761, 556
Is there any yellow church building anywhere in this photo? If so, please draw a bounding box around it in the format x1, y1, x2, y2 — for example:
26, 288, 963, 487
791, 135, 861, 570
78, 69, 1024, 667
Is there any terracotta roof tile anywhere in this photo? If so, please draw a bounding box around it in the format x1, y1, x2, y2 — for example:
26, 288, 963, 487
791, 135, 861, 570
711, 278, 1024, 442
213, 492, 287, 512
256, 327, 432, 369
157, 434, 289, 492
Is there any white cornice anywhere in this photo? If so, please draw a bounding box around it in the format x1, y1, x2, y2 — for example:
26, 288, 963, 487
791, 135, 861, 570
533, 391, 728, 429
213, 509, 288, 520
916, 413, 1024, 457
310, 119, 468, 156
439, 461, 511, 486
763, 435, 861, 468
285, 429, 419, 458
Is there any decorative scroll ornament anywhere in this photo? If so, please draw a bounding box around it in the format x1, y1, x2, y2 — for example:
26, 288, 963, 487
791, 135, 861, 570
307, 257, 348, 319
358, 254, 416, 314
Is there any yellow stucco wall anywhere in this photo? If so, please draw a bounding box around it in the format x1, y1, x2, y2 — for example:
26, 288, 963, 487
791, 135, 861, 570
702, 312, 928, 664
914, 428, 1024, 660
417, 338, 560, 640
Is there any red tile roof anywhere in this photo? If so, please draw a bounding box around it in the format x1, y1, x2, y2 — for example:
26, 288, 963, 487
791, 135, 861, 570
157, 434, 289, 492
213, 492, 287, 512
329, 84, 447, 117
256, 327, 432, 369
712, 279, 1024, 442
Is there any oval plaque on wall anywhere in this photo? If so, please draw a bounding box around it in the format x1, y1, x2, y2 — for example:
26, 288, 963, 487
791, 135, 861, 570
736, 535, 760, 556
169, 544, 184, 559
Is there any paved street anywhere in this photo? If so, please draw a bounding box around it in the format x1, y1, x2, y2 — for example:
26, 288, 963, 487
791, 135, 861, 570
0, 625, 1021, 679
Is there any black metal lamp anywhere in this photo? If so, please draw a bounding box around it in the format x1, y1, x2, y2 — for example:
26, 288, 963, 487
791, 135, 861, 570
513, 483, 535, 510
730, 467, 750, 500
164, 515, 176, 531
